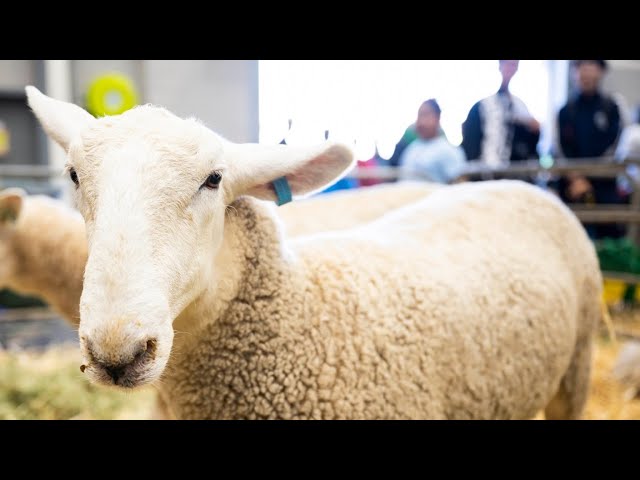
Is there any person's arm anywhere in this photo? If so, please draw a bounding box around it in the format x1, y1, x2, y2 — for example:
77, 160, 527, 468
555, 104, 591, 201
388, 125, 416, 168
388, 139, 409, 168
512, 97, 540, 134
603, 99, 622, 155
557, 105, 577, 158
443, 146, 468, 183
461, 102, 482, 161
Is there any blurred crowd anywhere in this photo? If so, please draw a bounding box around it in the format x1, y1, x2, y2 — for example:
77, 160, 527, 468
327, 60, 640, 240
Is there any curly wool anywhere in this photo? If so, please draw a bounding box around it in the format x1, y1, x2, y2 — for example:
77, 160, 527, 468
159, 179, 602, 419
1, 195, 86, 324
278, 181, 441, 236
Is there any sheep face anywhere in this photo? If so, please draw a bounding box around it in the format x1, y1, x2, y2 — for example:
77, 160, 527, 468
26, 86, 354, 389
0, 188, 24, 287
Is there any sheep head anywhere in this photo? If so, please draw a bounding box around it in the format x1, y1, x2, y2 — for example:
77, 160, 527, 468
26, 85, 354, 389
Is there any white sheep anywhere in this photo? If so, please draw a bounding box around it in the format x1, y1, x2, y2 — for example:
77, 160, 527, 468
27, 86, 603, 419
0, 188, 86, 324
277, 181, 441, 237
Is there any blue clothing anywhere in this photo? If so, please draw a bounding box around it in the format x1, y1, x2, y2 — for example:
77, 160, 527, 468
398, 136, 466, 183
321, 177, 358, 194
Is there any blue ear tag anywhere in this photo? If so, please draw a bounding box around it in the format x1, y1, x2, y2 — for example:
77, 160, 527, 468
272, 176, 292, 206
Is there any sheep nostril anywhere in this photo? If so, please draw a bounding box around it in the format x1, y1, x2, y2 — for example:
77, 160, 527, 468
104, 365, 126, 382
146, 339, 157, 354
133, 338, 157, 361
80, 364, 86, 373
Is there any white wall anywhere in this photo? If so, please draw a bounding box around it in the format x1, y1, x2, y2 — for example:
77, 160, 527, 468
142, 60, 259, 143
67, 60, 259, 142
0, 61, 35, 90
603, 60, 640, 123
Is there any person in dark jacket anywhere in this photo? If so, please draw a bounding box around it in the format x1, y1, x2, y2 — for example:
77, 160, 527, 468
557, 60, 621, 161
554, 60, 626, 239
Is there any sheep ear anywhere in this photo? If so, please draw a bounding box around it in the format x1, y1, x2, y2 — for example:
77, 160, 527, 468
0, 188, 26, 225
25, 86, 96, 152
226, 142, 355, 203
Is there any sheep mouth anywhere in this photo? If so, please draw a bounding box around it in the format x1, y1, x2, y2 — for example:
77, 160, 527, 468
81, 360, 161, 389
79, 340, 165, 390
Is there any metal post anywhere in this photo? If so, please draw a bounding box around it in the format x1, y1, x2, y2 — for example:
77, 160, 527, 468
43, 60, 73, 203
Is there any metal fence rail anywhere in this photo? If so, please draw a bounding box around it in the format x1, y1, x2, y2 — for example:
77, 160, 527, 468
348, 156, 640, 242
3, 156, 640, 284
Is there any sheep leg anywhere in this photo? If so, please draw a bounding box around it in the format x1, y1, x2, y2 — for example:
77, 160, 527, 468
544, 336, 593, 420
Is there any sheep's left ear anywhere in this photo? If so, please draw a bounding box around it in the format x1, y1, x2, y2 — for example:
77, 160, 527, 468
0, 188, 26, 225
226, 142, 355, 203
26, 86, 96, 152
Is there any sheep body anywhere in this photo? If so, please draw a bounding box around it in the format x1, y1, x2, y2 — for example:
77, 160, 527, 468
0, 191, 86, 324
277, 181, 441, 236
162, 179, 602, 419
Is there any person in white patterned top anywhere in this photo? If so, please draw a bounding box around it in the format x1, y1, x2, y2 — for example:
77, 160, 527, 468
461, 60, 541, 167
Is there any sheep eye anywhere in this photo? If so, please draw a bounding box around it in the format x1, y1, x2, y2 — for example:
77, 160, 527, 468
203, 171, 222, 189
69, 168, 79, 186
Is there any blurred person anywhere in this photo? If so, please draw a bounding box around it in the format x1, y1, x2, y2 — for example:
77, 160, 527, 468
398, 99, 467, 184
557, 60, 621, 160
613, 106, 640, 200
387, 125, 418, 169
554, 60, 627, 239
387, 116, 448, 170
616, 109, 640, 162
461, 60, 541, 166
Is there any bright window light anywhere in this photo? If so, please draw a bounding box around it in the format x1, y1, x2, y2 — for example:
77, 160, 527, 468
259, 60, 550, 161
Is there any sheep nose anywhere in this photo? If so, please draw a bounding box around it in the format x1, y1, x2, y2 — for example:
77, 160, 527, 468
84, 338, 157, 383
104, 363, 128, 382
